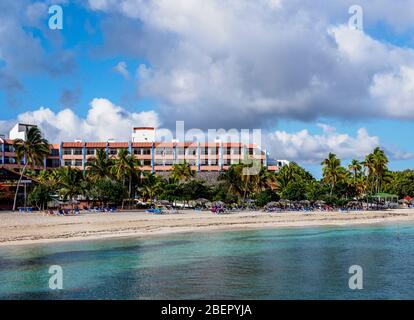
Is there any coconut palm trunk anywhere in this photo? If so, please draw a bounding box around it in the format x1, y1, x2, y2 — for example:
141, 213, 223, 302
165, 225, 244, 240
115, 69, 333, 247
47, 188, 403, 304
12, 163, 28, 211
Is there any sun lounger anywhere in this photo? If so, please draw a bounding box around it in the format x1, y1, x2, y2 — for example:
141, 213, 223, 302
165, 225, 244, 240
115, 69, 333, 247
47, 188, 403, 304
146, 208, 162, 214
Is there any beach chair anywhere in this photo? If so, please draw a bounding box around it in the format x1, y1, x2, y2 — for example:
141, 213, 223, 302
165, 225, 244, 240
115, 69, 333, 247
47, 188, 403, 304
146, 208, 163, 214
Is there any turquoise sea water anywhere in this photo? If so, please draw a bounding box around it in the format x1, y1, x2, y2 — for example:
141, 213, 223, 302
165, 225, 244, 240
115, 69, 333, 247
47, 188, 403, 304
0, 224, 413, 299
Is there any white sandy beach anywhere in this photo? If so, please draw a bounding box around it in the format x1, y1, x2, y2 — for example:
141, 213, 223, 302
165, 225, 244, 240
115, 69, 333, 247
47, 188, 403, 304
1, 208, 414, 246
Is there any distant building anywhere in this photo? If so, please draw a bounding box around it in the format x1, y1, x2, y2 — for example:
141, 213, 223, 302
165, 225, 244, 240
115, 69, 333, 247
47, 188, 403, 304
9, 123, 37, 141
0, 124, 60, 170
1, 124, 289, 174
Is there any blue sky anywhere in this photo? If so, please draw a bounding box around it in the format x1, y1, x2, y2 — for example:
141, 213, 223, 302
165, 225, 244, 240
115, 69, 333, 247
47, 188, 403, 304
1, 0, 414, 178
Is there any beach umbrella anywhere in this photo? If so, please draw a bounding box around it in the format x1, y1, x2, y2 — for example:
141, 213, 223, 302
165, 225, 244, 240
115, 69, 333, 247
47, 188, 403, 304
47, 199, 65, 208
156, 200, 171, 206
195, 198, 209, 204
266, 201, 279, 207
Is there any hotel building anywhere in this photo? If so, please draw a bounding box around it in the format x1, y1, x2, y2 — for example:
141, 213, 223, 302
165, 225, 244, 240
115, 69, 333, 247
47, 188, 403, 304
1, 124, 289, 174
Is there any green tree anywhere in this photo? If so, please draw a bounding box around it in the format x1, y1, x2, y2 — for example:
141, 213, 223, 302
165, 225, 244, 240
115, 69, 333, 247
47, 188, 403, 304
171, 161, 195, 182
111, 149, 140, 203
58, 166, 84, 208
362, 147, 389, 194
28, 185, 52, 211
281, 180, 307, 201
89, 179, 127, 206
348, 159, 362, 183
12, 126, 50, 211
139, 172, 163, 204
321, 153, 347, 195
87, 148, 113, 180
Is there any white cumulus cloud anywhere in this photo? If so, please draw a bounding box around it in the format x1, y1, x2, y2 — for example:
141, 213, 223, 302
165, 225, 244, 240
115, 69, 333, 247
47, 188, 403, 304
13, 98, 160, 143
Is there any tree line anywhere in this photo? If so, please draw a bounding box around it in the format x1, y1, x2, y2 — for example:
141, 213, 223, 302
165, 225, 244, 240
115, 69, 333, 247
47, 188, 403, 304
7, 127, 414, 211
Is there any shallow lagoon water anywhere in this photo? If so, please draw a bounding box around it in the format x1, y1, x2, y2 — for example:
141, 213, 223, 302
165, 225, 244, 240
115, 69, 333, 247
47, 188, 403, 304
0, 223, 413, 299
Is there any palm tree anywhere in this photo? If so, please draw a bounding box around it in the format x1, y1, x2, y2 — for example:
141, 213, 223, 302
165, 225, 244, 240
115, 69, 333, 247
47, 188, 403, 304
321, 153, 346, 195
57, 166, 84, 209
87, 148, 113, 180
354, 175, 367, 198
253, 166, 279, 192
111, 149, 140, 207
12, 126, 50, 211
218, 164, 244, 200
275, 162, 310, 191
348, 159, 362, 183
139, 172, 163, 204
171, 162, 195, 182
362, 147, 389, 194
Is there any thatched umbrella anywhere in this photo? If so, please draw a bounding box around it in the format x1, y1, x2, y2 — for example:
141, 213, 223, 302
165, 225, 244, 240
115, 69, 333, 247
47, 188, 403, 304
266, 201, 279, 207
156, 200, 171, 206
195, 198, 209, 204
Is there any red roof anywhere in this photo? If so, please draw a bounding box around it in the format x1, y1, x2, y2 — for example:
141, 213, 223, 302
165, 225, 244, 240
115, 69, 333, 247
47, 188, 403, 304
108, 142, 129, 148
131, 142, 153, 148
85, 142, 107, 148
62, 142, 84, 148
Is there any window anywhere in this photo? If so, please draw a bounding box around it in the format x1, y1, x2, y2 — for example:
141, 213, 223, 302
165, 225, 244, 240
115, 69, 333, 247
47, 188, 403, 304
108, 149, 117, 155
248, 148, 254, 155
165, 148, 173, 155
142, 148, 151, 155
4, 145, 14, 152
86, 148, 95, 155
133, 148, 141, 155
176, 148, 185, 155
50, 149, 60, 156
155, 148, 164, 155
73, 148, 83, 155
74, 160, 83, 167
63, 148, 71, 155
4, 157, 16, 164
187, 147, 197, 156
64, 160, 72, 166
209, 147, 219, 155
209, 159, 217, 165
143, 160, 152, 166
46, 159, 60, 168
